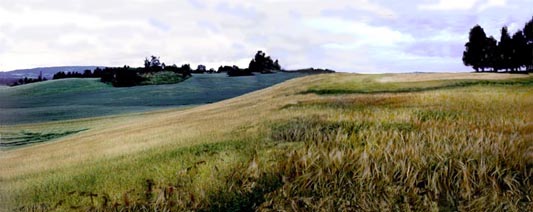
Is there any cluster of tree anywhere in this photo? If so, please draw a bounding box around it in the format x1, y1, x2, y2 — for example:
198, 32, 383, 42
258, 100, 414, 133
221, 65, 249, 76
53, 68, 103, 79
45, 60, 190, 87
10, 72, 46, 86
45, 50, 285, 86
100, 56, 193, 87
143, 56, 164, 72
463, 17, 533, 72
100, 66, 145, 87
249, 51, 281, 73
226, 51, 282, 77
191, 65, 217, 74
143, 56, 216, 74
161, 63, 194, 76
49, 56, 193, 87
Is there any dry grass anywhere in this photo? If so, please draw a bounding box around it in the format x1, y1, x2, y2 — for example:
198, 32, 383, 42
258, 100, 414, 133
378, 72, 529, 83
0, 74, 305, 211
261, 87, 533, 211
1, 72, 532, 211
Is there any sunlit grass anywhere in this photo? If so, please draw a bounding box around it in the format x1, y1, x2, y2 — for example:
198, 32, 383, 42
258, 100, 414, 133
1, 73, 531, 211
261, 85, 532, 211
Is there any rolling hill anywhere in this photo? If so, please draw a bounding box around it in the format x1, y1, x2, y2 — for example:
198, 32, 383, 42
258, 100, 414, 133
0, 72, 308, 124
0, 66, 100, 80
0, 73, 531, 211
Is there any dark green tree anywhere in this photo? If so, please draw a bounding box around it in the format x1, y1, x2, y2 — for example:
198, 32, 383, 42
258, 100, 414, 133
53, 71, 66, 79
463, 25, 488, 72
523, 16, 533, 71
498, 27, 513, 71
93, 67, 103, 78
248, 50, 281, 73
150, 56, 161, 68
144, 58, 151, 69
484, 36, 499, 72
83, 69, 93, 78
144, 56, 163, 72
511, 30, 527, 71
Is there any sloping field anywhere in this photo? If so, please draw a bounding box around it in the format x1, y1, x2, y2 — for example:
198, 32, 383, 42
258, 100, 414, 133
377, 72, 528, 82
0, 72, 307, 124
1, 73, 532, 211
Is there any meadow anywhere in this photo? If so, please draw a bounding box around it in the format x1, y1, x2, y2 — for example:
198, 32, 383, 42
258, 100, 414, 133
0, 73, 531, 211
0, 72, 307, 125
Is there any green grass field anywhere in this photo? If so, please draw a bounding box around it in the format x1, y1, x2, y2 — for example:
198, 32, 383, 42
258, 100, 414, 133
0, 73, 532, 211
0, 72, 307, 125
139, 71, 187, 85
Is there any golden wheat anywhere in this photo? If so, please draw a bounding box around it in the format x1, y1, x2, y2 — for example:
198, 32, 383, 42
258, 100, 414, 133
1, 73, 531, 211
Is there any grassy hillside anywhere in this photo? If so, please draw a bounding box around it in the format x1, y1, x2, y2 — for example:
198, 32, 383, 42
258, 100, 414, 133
0, 72, 307, 124
0, 73, 531, 211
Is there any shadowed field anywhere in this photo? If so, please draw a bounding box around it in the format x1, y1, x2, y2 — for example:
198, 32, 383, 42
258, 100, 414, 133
0, 72, 307, 124
0, 73, 531, 211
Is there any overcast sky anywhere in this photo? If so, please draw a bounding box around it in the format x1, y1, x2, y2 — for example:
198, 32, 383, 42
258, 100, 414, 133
0, 0, 531, 73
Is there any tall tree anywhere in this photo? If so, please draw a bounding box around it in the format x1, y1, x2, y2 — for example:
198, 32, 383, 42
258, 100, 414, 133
498, 27, 513, 71
463, 25, 488, 72
511, 30, 527, 71
83, 69, 93, 78
485, 36, 499, 72
248, 50, 281, 73
143, 56, 163, 72
144, 58, 151, 69
523, 16, 533, 71
93, 67, 103, 78
150, 56, 161, 68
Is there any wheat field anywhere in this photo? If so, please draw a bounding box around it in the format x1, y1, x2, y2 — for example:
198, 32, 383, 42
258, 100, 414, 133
1, 73, 532, 211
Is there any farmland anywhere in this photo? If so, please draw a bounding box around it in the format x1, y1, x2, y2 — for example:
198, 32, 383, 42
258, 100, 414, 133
0, 73, 532, 211
0, 72, 307, 125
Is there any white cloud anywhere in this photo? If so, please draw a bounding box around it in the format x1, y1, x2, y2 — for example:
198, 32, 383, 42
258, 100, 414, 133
418, 0, 479, 10
0, 0, 528, 72
423, 30, 467, 42
418, 0, 507, 11
304, 18, 414, 47
0, 7, 151, 30
478, 0, 507, 11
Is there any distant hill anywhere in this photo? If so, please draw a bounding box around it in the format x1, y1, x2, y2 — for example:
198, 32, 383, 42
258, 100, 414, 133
0, 66, 102, 85
283, 68, 335, 74
0, 72, 308, 124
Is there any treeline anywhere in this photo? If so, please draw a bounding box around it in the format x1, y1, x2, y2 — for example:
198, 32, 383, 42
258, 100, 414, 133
99, 56, 194, 87
53, 68, 103, 79
463, 16, 533, 72
10, 72, 47, 86
51, 56, 194, 87
226, 50, 282, 76
0, 78, 18, 86
32, 50, 287, 87
100, 61, 193, 87
11, 76, 47, 86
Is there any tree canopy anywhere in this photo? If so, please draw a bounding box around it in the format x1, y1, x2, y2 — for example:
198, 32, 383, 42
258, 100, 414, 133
248, 50, 281, 73
463, 17, 533, 72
